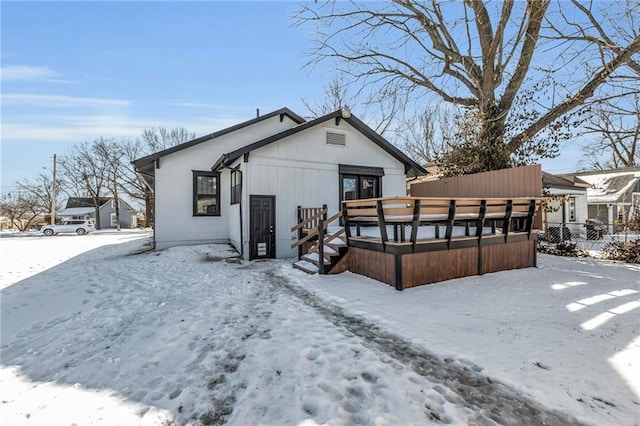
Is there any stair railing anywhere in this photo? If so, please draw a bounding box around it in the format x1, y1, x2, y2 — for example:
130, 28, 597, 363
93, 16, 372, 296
291, 210, 342, 272
291, 205, 327, 259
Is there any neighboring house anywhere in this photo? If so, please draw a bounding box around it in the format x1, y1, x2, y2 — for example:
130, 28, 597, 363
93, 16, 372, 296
565, 167, 640, 234
542, 172, 590, 239
58, 197, 138, 229
134, 107, 425, 259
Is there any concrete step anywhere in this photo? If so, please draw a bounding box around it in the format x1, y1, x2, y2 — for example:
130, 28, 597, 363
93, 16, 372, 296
292, 260, 318, 274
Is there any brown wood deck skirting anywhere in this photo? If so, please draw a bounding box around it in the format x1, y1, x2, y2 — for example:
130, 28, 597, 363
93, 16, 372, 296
347, 237, 537, 290
402, 248, 479, 288
482, 240, 536, 274
348, 248, 395, 288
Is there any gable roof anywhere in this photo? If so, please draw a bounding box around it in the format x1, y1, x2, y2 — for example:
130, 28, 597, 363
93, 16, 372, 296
542, 171, 590, 191
211, 109, 427, 176
58, 207, 95, 216
569, 167, 640, 203
133, 107, 305, 172
65, 197, 111, 208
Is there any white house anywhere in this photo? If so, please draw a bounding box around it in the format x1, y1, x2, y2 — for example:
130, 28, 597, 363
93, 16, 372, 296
57, 197, 139, 229
134, 107, 425, 259
542, 172, 590, 239
569, 167, 640, 234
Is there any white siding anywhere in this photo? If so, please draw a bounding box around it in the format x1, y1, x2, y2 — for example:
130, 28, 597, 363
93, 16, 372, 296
545, 193, 588, 237
154, 116, 297, 249
228, 162, 245, 255
244, 119, 407, 259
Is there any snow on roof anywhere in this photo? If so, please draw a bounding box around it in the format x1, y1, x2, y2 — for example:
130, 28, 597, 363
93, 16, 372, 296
577, 170, 640, 203
57, 207, 94, 216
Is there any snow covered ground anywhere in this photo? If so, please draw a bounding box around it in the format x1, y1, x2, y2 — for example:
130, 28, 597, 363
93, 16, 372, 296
1, 231, 638, 425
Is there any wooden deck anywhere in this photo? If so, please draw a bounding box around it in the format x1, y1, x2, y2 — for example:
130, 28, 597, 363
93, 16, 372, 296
292, 196, 541, 290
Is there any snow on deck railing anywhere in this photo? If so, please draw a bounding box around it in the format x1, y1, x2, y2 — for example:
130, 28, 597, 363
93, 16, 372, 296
342, 196, 542, 246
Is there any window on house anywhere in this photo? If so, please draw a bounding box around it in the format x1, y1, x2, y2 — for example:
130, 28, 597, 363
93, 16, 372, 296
568, 197, 576, 221
231, 169, 242, 205
339, 165, 383, 204
193, 171, 220, 216
110, 213, 117, 226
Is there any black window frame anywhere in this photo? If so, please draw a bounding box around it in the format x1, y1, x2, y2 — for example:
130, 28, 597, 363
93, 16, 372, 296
230, 168, 242, 205
338, 164, 384, 206
339, 174, 382, 204
193, 170, 220, 216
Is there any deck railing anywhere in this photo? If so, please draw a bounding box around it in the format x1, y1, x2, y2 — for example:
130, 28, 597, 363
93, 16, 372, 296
342, 196, 541, 250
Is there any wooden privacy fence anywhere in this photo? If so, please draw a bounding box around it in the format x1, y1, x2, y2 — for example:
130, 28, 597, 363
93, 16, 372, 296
410, 165, 543, 231
410, 164, 542, 198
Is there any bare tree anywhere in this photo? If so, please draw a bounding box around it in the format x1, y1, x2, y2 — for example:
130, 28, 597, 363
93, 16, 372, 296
296, 1, 640, 173
581, 95, 640, 169
394, 106, 455, 165
301, 75, 403, 135
141, 127, 196, 152
15, 172, 62, 222
95, 138, 126, 230
59, 140, 109, 229
0, 192, 43, 231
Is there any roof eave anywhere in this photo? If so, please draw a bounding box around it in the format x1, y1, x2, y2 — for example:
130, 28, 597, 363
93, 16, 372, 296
133, 107, 306, 171
210, 110, 427, 176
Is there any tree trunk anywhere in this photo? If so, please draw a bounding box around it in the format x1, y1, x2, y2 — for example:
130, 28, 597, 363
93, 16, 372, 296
114, 196, 121, 231
94, 202, 101, 230
145, 188, 153, 228
478, 107, 510, 171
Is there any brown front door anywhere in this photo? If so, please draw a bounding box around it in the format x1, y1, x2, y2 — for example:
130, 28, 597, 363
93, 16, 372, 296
249, 195, 275, 260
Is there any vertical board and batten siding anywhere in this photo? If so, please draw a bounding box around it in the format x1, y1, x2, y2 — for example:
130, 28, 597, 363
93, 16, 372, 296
245, 119, 408, 259
154, 115, 299, 250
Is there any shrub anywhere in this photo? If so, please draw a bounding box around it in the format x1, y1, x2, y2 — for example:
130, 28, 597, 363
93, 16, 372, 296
537, 242, 589, 258
601, 239, 640, 264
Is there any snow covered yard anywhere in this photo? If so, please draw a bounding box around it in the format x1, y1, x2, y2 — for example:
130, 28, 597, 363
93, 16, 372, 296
0, 233, 638, 425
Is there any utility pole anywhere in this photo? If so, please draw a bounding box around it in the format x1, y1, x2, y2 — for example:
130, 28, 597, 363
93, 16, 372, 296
51, 153, 57, 225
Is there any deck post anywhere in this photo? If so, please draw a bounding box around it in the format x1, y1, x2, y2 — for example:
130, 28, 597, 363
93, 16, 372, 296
525, 199, 537, 237
322, 204, 327, 221
297, 205, 303, 260
376, 200, 388, 250
394, 254, 403, 291
477, 200, 487, 275
445, 200, 456, 248
342, 205, 351, 242
318, 218, 325, 274
503, 200, 513, 242
410, 199, 421, 251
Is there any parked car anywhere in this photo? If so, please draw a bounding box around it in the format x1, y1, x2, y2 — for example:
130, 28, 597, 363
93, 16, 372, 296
41, 219, 96, 236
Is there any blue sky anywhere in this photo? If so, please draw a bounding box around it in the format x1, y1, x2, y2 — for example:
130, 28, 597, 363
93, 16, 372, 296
1, 1, 583, 192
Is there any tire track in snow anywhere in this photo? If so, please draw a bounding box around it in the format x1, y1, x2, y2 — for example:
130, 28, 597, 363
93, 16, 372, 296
269, 268, 585, 426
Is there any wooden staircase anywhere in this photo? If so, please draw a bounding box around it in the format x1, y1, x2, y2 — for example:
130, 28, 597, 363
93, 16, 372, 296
291, 206, 348, 274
